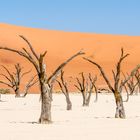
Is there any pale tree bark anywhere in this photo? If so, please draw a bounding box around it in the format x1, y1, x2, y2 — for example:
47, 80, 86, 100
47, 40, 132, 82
0, 64, 30, 97
0, 35, 85, 124
83, 48, 140, 118
56, 70, 72, 110
75, 72, 97, 106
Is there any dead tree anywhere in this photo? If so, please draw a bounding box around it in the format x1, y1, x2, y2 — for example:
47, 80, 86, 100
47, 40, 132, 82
126, 74, 138, 95
122, 72, 139, 98
89, 73, 98, 102
83, 48, 140, 118
23, 75, 38, 97
0, 64, 30, 97
120, 70, 140, 102
56, 70, 72, 110
74, 72, 97, 106
0, 35, 84, 124
120, 72, 137, 102
134, 70, 140, 94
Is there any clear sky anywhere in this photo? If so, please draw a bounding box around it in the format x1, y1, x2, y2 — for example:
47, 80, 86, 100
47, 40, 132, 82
0, 0, 140, 35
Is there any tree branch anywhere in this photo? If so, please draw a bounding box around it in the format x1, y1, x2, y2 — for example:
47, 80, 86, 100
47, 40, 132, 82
119, 64, 140, 92
83, 57, 114, 93
0, 46, 40, 73
47, 50, 85, 85
19, 35, 39, 60
114, 48, 129, 91
0, 81, 13, 88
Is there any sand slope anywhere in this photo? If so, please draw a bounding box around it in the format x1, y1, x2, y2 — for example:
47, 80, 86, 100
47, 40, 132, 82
0, 23, 140, 92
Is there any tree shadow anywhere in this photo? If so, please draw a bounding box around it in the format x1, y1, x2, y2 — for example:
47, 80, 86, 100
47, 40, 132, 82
94, 116, 140, 119
93, 116, 114, 119
10, 121, 38, 124
0, 100, 7, 102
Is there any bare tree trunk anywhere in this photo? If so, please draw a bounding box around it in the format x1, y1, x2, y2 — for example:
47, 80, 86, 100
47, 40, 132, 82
49, 85, 53, 101
123, 84, 129, 102
82, 92, 86, 106
23, 87, 28, 97
94, 87, 98, 102
65, 94, 72, 110
85, 93, 92, 106
15, 87, 20, 97
56, 70, 72, 110
114, 91, 125, 118
39, 82, 52, 124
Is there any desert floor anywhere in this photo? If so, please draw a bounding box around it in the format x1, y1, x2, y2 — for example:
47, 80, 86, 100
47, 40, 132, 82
0, 93, 140, 140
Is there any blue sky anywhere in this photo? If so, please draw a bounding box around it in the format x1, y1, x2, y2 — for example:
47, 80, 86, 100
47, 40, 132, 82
0, 0, 140, 35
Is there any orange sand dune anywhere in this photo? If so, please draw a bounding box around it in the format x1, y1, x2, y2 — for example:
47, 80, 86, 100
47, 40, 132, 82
0, 23, 140, 93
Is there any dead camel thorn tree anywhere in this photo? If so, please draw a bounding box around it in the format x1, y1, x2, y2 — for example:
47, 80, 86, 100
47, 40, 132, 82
123, 72, 139, 96
0, 63, 31, 97
0, 35, 85, 124
74, 72, 97, 106
83, 48, 140, 118
56, 70, 72, 110
134, 70, 140, 94
88, 73, 98, 102
23, 75, 38, 97
122, 72, 139, 102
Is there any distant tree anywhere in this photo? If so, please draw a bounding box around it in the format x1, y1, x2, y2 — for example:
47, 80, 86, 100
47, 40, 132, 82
0, 35, 85, 124
83, 48, 140, 118
74, 72, 97, 106
56, 70, 72, 110
0, 63, 30, 97
134, 70, 140, 94
23, 75, 38, 97
121, 72, 139, 102
123, 73, 138, 96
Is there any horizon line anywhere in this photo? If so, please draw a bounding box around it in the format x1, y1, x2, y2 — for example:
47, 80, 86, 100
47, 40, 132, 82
1, 22, 140, 37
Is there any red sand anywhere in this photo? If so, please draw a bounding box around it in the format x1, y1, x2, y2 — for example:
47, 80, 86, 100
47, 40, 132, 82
0, 23, 140, 92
